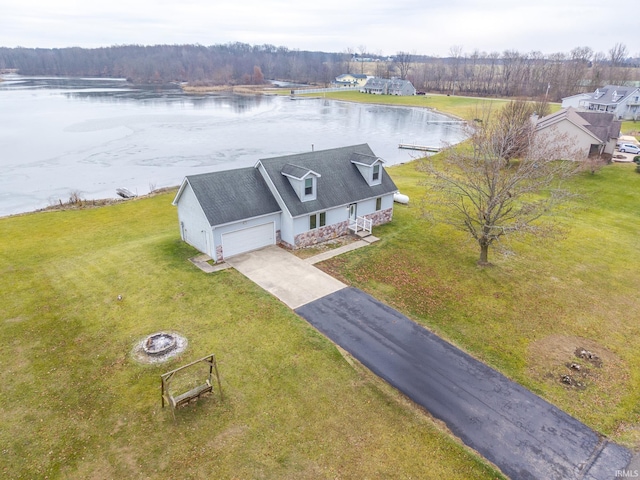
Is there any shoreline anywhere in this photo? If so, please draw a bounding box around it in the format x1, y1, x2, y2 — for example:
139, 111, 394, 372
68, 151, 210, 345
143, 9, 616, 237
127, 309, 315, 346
1, 186, 179, 220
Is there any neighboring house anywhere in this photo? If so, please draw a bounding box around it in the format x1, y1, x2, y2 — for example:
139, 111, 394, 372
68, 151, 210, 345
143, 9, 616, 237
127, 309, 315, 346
173, 144, 398, 262
334, 73, 369, 88
560, 93, 591, 109
561, 85, 640, 120
361, 77, 416, 96
535, 107, 621, 157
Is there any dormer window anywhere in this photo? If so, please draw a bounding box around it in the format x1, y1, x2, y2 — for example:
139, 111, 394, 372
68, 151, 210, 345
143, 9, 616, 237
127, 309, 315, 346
281, 163, 320, 202
350, 152, 385, 186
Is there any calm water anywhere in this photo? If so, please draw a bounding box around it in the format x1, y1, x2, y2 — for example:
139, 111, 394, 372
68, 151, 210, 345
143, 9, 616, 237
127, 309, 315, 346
0, 76, 467, 217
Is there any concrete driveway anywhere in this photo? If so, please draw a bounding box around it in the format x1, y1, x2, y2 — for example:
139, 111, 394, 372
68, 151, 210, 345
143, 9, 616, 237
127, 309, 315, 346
225, 245, 346, 309
296, 288, 632, 480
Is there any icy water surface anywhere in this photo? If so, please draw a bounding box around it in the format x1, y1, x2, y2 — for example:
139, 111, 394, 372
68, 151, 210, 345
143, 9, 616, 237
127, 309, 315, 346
0, 76, 467, 216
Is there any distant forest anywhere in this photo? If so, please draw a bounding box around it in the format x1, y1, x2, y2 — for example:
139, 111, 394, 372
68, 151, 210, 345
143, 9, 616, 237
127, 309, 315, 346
1, 42, 639, 101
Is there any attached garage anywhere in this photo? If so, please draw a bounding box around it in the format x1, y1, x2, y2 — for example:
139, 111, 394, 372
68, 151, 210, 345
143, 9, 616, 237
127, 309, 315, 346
221, 222, 275, 258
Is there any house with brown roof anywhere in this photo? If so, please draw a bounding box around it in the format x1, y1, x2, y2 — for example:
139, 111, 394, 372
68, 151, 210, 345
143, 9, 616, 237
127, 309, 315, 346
535, 107, 621, 157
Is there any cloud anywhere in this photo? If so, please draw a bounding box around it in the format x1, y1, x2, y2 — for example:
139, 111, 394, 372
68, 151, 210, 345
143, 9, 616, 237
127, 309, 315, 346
0, 0, 636, 56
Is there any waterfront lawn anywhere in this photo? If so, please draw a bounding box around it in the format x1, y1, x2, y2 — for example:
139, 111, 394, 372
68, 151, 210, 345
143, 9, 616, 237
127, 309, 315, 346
318, 90, 561, 121
319, 159, 640, 447
0, 193, 503, 479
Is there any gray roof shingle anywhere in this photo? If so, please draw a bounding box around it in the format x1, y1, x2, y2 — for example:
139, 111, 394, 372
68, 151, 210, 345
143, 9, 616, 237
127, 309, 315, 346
281, 164, 319, 179
186, 167, 281, 226
259, 144, 398, 217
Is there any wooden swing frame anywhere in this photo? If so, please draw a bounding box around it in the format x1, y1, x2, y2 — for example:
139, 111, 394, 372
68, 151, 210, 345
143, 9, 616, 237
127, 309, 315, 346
161, 354, 222, 419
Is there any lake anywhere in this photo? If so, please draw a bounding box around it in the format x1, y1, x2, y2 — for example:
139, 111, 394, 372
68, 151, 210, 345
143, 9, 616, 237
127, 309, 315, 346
0, 76, 467, 217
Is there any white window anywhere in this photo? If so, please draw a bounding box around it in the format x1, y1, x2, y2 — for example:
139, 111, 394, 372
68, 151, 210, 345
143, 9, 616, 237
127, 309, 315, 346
304, 178, 313, 196
309, 212, 326, 230
373, 164, 380, 181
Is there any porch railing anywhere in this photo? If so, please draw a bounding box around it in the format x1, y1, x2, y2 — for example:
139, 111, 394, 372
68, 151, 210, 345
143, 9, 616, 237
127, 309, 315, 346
348, 216, 372, 235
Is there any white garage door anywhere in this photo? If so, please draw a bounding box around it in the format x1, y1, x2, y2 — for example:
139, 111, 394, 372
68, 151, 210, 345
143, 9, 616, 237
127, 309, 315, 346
222, 222, 275, 258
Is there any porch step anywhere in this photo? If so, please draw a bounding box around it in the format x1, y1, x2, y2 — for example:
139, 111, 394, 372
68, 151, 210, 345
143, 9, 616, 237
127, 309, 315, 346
361, 235, 379, 244
355, 230, 371, 238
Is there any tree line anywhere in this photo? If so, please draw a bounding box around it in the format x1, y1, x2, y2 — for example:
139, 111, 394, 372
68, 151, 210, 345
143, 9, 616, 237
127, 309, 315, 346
406, 44, 640, 101
1, 42, 638, 100
0, 43, 347, 86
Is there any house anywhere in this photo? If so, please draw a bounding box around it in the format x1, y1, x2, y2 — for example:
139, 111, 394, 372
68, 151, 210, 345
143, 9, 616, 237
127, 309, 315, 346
173, 144, 398, 262
334, 73, 369, 88
560, 93, 592, 109
361, 77, 416, 96
561, 85, 640, 120
535, 107, 621, 157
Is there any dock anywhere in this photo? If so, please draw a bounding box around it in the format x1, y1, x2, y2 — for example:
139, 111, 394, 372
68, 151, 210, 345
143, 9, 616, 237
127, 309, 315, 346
398, 143, 441, 152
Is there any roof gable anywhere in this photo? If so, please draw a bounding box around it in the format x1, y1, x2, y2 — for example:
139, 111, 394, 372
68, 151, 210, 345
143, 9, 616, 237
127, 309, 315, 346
259, 144, 397, 217
281, 164, 321, 180
535, 107, 620, 143
179, 167, 281, 227
350, 152, 383, 167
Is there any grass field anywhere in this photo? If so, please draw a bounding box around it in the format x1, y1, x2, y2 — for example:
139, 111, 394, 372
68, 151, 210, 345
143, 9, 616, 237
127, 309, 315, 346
0, 193, 504, 479
308, 90, 563, 121
319, 159, 640, 447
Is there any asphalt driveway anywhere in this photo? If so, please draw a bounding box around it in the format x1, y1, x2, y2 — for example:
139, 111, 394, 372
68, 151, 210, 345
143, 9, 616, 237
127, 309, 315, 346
296, 288, 632, 480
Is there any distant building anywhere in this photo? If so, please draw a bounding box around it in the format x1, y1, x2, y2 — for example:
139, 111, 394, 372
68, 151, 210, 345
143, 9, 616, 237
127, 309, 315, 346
361, 77, 416, 96
561, 85, 640, 120
333, 74, 369, 88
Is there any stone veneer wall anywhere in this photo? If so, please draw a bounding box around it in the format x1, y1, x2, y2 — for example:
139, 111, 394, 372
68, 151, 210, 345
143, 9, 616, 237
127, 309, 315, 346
294, 220, 350, 248
368, 207, 393, 226
292, 207, 393, 248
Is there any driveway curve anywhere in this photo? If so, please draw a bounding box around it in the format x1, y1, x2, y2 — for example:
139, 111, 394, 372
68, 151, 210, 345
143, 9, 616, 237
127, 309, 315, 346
296, 287, 631, 480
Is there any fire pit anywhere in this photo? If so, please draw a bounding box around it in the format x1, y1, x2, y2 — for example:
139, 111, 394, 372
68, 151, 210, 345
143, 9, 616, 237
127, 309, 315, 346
132, 331, 187, 364
143, 332, 177, 356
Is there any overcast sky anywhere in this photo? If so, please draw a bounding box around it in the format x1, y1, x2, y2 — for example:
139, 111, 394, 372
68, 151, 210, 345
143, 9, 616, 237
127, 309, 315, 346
0, 0, 637, 57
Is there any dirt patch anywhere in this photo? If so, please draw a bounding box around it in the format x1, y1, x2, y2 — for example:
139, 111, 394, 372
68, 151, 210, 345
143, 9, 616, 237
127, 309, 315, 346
528, 335, 628, 394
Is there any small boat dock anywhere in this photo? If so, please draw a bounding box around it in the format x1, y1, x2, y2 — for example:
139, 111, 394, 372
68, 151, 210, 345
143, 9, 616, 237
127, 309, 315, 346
398, 143, 441, 152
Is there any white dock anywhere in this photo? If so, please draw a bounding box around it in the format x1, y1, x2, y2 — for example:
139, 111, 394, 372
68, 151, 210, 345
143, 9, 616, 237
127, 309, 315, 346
398, 143, 441, 152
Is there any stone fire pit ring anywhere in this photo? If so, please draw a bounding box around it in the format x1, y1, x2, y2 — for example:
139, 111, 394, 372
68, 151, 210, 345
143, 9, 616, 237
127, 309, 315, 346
132, 331, 187, 364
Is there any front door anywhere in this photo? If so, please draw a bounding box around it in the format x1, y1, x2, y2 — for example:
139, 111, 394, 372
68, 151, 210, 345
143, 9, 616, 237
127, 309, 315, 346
348, 203, 357, 222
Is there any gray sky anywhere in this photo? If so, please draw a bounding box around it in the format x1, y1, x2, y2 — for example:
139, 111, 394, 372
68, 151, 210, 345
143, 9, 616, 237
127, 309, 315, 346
1, 0, 637, 57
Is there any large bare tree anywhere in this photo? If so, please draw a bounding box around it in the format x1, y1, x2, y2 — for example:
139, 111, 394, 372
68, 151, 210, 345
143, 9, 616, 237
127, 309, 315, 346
421, 109, 584, 265
394, 51, 413, 80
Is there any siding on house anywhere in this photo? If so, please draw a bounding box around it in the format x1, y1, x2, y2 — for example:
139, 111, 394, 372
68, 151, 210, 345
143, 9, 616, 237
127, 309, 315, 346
175, 182, 214, 257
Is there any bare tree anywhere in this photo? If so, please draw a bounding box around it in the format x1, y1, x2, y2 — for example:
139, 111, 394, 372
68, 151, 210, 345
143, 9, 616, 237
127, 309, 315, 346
420, 111, 583, 265
448, 45, 464, 94
608, 43, 629, 84
485, 99, 538, 163
358, 45, 367, 74
394, 51, 413, 80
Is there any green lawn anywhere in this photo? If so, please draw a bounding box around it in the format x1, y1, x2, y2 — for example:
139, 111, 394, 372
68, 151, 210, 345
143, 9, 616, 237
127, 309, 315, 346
313, 90, 561, 121
0, 193, 503, 479
319, 159, 640, 447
